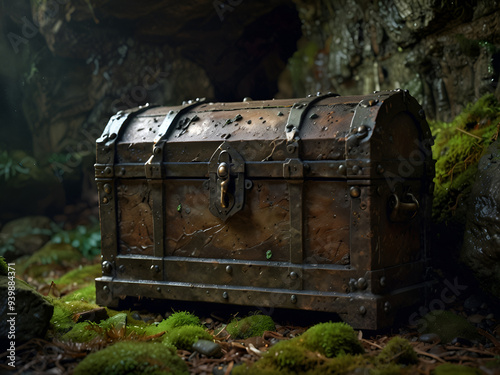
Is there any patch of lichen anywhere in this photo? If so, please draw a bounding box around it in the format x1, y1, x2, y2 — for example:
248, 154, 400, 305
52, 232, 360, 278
431, 93, 500, 224
166, 325, 213, 351
418, 310, 481, 343
0, 256, 8, 275
432, 363, 483, 375
226, 314, 276, 339
72, 341, 189, 375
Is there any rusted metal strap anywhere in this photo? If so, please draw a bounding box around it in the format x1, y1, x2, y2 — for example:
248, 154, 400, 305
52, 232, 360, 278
288, 182, 304, 266
145, 98, 206, 179
96, 179, 118, 279
149, 179, 164, 279
96, 104, 157, 176
285, 92, 339, 143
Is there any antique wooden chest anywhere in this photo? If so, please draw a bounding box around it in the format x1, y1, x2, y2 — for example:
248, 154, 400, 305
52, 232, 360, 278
95, 89, 434, 329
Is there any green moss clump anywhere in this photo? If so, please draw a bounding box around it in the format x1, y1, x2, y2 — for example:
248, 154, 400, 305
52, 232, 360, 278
418, 310, 481, 343
298, 322, 364, 357
163, 311, 201, 330
0, 256, 8, 275
431, 93, 500, 223
226, 314, 276, 339
167, 325, 213, 351
73, 341, 188, 375
61, 284, 96, 304
263, 339, 316, 372
140, 311, 201, 340
233, 322, 369, 375
376, 337, 418, 365
60, 321, 100, 343
432, 363, 483, 375
53, 264, 101, 289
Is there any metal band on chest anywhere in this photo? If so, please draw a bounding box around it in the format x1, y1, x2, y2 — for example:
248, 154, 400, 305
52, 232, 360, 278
145, 98, 205, 179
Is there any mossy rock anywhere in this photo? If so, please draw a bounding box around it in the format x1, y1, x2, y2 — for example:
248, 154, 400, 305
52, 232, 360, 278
298, 322, 364, 357
376, 336, 418, 365
167, 325, 213, 351
432, 363, 483, 375
418, 310, 481, 343
431, 93, 500, 224
49, 298, 101, 334
226, 314, 276, 339
73, 341, 188, 375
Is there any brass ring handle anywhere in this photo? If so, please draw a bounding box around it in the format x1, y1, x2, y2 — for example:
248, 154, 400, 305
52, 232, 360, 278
388, 193, 419, 222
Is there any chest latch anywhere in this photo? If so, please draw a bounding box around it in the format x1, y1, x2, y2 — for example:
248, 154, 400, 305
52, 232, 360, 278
208, 143, 247, 221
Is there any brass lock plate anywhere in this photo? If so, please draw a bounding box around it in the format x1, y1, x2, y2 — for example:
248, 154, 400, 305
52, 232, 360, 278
208, 143, 246, 221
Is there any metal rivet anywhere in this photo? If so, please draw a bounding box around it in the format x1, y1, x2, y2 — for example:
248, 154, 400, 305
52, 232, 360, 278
156, 287, 161, 292
243, 97, 253, 102
102, 261, 112, 274
109, 133, 117, 140
153, 147, 161, 154
103, 285, 110, 293
380, 276, 386, 287
352, 165, 360, 174
222, 291, 229, 299
338, 164, 346, 175
419, 109, 426, 119
377, 165, 385, 174
309, 113, 318, 119
102, 197, 109, 204
384, 302, 392, 313
104, 167, 112, 175
350, 186, 361, 198
286, 144, 296, 154
277, 111, 283, 116
118, 265, 125, 273
290, 295, 297, 304
118, 167, 126, 176
104, 184, 112, 194
357, 277, 367, 290
150, 265, 160, 273
225, 265, 233, 274
290, 271, 298, 280
359, 305, 367, 315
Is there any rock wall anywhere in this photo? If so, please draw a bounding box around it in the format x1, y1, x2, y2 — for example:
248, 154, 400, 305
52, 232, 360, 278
286, 0, 500, 122
0, 0, 499, 219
